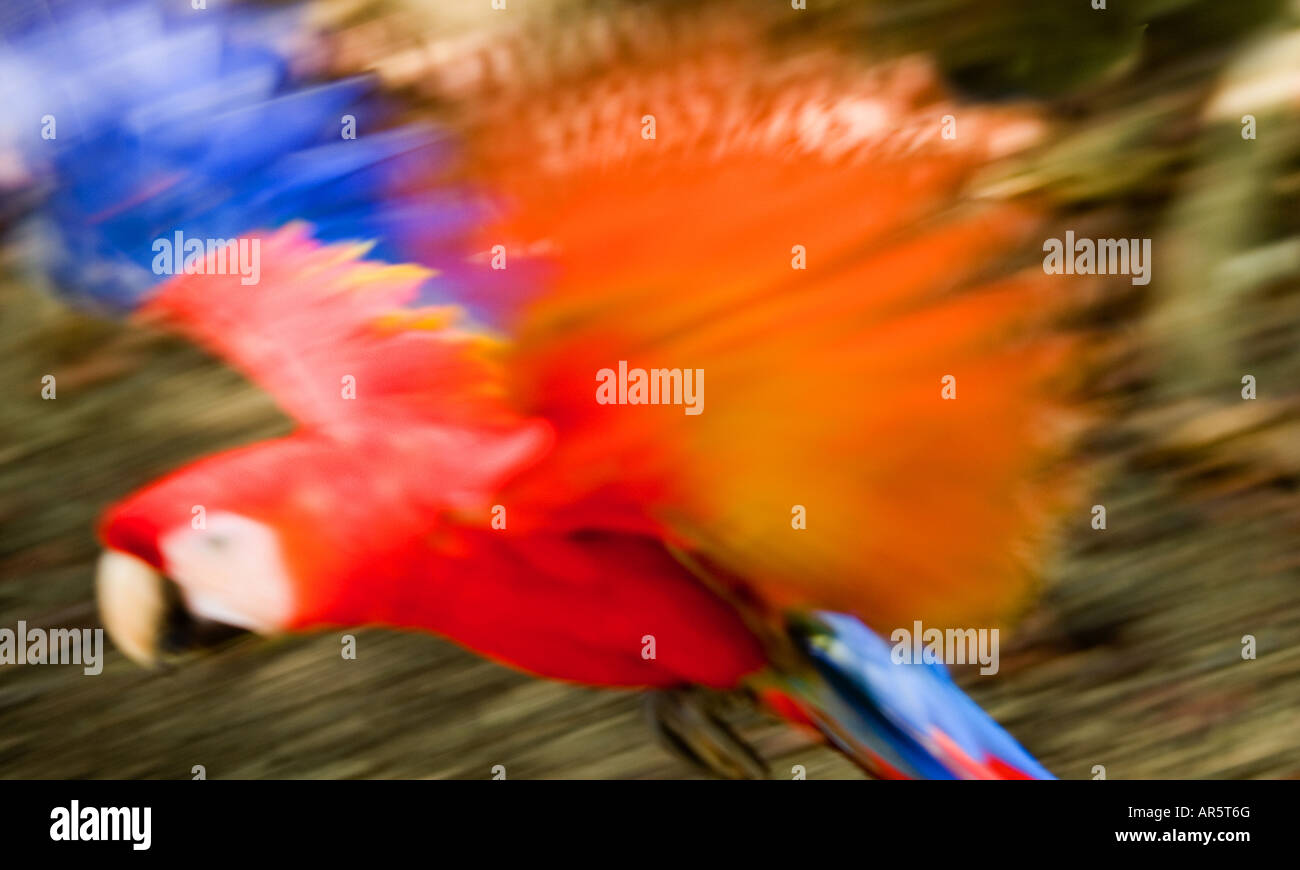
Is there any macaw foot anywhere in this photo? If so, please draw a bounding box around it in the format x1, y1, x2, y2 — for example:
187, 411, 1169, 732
643, 689, 769, 779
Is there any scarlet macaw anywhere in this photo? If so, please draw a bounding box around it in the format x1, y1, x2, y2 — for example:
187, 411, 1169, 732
12, 1, 1072, 779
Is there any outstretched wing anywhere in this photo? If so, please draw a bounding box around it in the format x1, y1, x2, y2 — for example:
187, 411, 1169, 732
480, 38, 1082, 630
139, 227, 549, 486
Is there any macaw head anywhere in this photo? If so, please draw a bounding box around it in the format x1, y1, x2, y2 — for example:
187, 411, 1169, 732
95, 438, 367, 663
96, 426, 549, 665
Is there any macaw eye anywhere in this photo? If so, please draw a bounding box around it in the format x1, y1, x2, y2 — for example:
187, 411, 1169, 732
158, 512, 296, 633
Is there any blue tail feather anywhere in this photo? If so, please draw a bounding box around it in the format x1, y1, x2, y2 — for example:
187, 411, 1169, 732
789, 611, 1054, 779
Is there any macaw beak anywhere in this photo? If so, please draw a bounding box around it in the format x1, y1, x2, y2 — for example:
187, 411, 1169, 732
96, 549, 247, 667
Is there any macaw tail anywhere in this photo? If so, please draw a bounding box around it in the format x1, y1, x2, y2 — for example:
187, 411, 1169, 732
767, 612, 1053, 780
